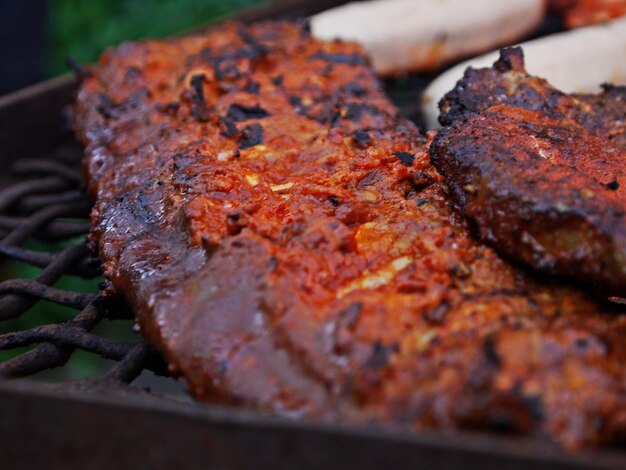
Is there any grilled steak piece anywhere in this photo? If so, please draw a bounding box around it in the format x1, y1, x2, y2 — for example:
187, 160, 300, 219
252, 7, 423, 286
75, 22, 626, 449
432, 47, 626, 295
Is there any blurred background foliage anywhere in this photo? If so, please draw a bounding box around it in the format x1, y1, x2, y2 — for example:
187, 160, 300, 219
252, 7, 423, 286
47, 0, 267, 76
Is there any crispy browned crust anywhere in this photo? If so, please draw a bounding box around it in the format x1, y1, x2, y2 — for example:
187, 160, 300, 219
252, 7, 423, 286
432, 47, 626, 295
75, 24, 626, 449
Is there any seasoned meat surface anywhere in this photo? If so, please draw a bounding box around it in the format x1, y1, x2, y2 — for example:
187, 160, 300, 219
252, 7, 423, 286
432, 47, 626, 295
549, 0, 626, 28
75, 23, 626, 449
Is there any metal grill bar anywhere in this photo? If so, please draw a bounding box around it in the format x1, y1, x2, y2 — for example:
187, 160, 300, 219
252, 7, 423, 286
0, 279, 94, 309
0, 201, 91, 246
0, 151, 169, 387
18, 189, 85, 212
1, 324, 134, 359
103, 341, 163, 383
0, 177, 72, 212
0, 299, 104, 379
11, 158, 83, 183
0, 243, 90, 321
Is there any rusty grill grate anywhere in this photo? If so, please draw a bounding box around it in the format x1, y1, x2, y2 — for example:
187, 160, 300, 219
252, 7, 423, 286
0, 146, 170, 388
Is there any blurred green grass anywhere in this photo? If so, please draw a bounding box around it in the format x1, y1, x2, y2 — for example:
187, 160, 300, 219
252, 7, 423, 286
47, 0, 267, 76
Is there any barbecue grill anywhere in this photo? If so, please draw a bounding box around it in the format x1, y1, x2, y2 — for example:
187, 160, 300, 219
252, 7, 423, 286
1, 1, 624, 468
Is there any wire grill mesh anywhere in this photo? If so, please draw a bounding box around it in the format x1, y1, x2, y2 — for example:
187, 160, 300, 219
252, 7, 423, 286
0, 144, 170, 388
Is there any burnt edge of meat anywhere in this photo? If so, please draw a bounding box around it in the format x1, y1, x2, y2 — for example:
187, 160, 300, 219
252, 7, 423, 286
439, 47, 533, 126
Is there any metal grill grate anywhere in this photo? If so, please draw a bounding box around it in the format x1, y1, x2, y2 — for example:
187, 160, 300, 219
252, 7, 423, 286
0, 145, 170, 389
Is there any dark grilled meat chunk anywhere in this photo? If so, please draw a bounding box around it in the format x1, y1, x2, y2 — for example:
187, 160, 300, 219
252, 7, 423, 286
75, 24, 626, 450
432, 47, 626, 295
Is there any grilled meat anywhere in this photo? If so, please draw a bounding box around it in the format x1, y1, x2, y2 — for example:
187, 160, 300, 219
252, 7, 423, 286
432, 47, 626, 295
75, 23, 626, 449
550, 0, 626, 28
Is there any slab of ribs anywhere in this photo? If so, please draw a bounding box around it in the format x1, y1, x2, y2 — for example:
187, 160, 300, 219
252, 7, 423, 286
73, 21, 626, 449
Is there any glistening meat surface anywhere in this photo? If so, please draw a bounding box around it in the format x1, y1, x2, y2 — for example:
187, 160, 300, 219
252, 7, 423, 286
74, 22, 626, 449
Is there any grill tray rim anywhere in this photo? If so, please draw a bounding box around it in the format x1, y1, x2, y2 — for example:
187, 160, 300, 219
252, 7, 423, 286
2, 379, 625, 469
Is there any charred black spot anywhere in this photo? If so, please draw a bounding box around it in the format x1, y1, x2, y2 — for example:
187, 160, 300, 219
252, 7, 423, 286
171, 152, 186, 171
190, 74, 210, 121
239, 123, 263, 149
219, 118, 238, 138
190, 74, 205, 94
156, 101, 180, 114
244, 80, 260, 94
289, 95, 306, 114
423, 303, 448, 325
226, 103, 270, 122
452, 263, 472, 279
128, 88, 150, 108
605, 180, 620, 191
309, 51, 369, 66
320, 64, 334, 77
366, 340, 392, 369
339, 302, 362, 330
575, 338, 589, 350
237, 27, 269, 58
128, 191, 160, 225
523, 394, 544, 421
65, 56, 91, 81
601, 83, 621, 92
482, 337, 502, 367
343, 103, 382, 122
328, 196, 340, 206
357, 171, 378, 188
200, 37, 267, 69
217, 359, 229, 374
319, 109, 341, 126
124, 66, 142, 81
404, 190, 417, 200
288, 95, 303, 106
96, 93, 122, 119
344, 82, 368, 97
213, 58, 241, 81
226, 211, 246, 236
394, 151, 415, 166
271, 75, 284, 86
494, 47, 524, 73
352, 130, 372, 148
